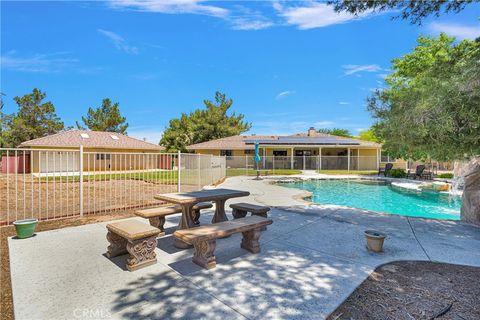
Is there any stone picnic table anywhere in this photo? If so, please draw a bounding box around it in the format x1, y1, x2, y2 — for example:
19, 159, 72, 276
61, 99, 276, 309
154, 188, 250, 248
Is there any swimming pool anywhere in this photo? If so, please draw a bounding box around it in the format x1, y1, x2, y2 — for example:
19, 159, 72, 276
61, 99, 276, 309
281, 179, 461, 220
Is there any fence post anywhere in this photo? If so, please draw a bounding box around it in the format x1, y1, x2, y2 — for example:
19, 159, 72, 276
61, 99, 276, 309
263, 148, 266, 168
210, 154, 216, 184
347, 148, 350, 173
79, 145, 84, 216
245, 155, 248, 176
290, 148, 294, 170
177, 151, 181, 192
358, 152, 361, 171
224, 156, 227, 178
319, 148, 322, 171
197, 155, 201, 190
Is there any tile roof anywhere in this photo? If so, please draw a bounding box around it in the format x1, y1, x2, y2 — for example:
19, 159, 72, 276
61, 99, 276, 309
186, 135, 279, 150
19, 130, 164, 151
187, 133, 381, 150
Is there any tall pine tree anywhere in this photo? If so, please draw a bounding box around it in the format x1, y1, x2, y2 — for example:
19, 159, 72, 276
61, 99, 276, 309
3, 88, 65, 147
161, 92, 251, 152
77, 98, 128, 134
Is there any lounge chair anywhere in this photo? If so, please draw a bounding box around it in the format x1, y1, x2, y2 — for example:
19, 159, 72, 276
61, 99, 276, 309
407, 165, 426, 180
378, 163, 393, 177
421, 169, 433, 180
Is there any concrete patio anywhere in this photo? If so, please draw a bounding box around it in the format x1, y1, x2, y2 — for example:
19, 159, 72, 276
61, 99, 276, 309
9, 176, 480, 320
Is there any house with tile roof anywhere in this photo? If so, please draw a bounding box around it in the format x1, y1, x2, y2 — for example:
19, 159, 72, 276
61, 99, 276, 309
17, 130, 165, 173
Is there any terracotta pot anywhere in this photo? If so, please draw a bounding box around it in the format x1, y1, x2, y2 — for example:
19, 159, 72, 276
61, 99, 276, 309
364, 230, 386, 252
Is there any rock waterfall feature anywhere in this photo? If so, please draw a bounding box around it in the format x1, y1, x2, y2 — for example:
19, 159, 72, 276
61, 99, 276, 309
460, 158, 480, 225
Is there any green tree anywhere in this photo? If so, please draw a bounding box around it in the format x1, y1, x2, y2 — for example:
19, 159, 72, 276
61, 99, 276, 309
3, 89, 65, 147
77, 98, 128, 134
0, 92, 5, 109
317, 128, 352, 138
328, 0, 475, 25
368, 34, 480, 161
357, 128, 381, 143
161, 92, 251, 152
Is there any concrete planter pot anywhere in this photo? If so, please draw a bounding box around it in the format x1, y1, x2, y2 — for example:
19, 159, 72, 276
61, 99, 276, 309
13, 219, 38, 239
364, 230, 386, 252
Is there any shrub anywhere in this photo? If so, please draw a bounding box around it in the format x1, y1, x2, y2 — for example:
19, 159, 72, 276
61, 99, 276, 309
389, 168, 407, 178
437, 173, 454, 179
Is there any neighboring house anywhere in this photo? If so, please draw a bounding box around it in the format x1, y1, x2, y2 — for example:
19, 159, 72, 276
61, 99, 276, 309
14, 130, 166, 173
187, 127, 402, 170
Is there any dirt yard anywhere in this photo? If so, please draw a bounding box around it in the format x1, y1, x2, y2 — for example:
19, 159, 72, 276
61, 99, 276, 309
327, 261, 480, 320
0, 175, 197, 225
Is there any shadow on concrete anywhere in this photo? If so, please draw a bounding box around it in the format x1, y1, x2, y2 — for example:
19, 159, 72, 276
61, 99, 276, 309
110, 240, 370, 319
156, 234, 187, 254
102, 253, 128, 271
10, 234, 38, 240
163, 226, 178, 235
168, 245, 249, 276
111, 269, 240, 319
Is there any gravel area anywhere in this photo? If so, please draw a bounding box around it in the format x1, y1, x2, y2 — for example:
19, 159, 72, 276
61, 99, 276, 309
328, 261, 480, 320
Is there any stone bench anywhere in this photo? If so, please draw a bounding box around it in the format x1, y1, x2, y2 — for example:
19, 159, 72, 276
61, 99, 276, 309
230, 203, 271, 230
135, 202, 213, 235
106, 220, 161, 271
174, 215, 273, 269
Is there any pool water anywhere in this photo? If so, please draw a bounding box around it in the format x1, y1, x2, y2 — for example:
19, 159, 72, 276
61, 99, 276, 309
282, 179, 461, 220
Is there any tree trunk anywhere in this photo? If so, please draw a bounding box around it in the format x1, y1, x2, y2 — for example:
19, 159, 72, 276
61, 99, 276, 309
460, 158, 480, 225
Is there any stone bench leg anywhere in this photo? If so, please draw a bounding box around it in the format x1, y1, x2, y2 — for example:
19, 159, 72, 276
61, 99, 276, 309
126, 236, 158, 271
106, 231, 127, 258
241, 228, 262, 254
192, 209, 201, 226
148, 217, 166, 236
192, 239, 217, 269
232, 208, 247, 219
252, 212, 268, 231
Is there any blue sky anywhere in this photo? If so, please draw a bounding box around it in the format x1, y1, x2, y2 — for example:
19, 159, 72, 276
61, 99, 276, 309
1, 1, 479, 143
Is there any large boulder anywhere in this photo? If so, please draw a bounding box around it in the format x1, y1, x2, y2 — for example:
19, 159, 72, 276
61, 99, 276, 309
460, 158, 480, 225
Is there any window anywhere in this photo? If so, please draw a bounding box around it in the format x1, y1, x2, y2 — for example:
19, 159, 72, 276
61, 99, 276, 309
244, 150, 254, 155
96, 153, 111, 160
80, 133, 89, 139
295, 150, 313, 156
110, 135, 119, 140
220, 150, 232, 157
273, 150, 287, 157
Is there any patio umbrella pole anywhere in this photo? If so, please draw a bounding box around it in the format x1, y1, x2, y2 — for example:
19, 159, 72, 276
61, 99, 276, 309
253, 141, 262, 180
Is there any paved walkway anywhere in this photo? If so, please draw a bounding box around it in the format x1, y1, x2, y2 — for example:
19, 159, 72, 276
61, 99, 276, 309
9, 176, 480, 319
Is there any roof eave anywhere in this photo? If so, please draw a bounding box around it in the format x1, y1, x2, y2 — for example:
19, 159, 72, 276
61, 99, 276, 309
18, 144, 164, 150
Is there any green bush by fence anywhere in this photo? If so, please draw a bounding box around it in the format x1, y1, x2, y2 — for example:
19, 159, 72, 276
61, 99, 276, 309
389, 169, 407, 178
